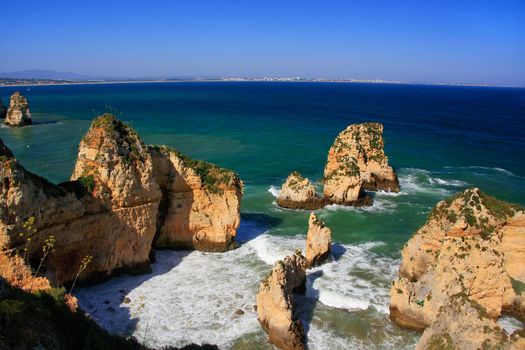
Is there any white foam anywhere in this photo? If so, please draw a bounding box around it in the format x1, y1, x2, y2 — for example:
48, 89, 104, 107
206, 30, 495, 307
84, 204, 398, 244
428, 177, 468, 187
444, 165, 522, 178
268, 185, 280, 197
498, 315, 524, 335
75, 234, 402, 349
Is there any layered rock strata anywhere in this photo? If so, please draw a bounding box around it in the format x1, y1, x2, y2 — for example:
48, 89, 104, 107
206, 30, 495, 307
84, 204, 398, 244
390, 188, 525, 342
256, 251, 307, 350
276, 172, 324, 209
0, 114, 242, 285
323, 122, 399, 205
149, 145, 242, 251
305, 212, 331, 268
5, 91, 32, 127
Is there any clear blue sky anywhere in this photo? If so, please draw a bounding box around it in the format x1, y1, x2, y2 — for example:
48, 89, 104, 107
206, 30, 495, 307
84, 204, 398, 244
2, 0, 524, 85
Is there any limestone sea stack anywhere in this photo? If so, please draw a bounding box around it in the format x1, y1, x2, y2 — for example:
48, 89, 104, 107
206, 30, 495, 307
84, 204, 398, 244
323, 122, 399, 206
389, 188, 525, 347
276, 171, 324, 209
0, 98, 7, 118
149, 145, 243, 251
0, 114, 242, 285
305, 212, 331, 268
5, 91, 32, 127
256, 251, 307, 350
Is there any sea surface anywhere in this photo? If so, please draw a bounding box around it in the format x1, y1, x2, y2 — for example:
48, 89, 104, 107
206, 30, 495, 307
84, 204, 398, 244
1, 82, 524, 349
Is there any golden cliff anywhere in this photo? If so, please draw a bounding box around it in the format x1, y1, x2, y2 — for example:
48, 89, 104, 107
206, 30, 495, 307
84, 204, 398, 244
256, 251, 307, 350
390, 188, 525, 348
305, 212, 331, 268
0, 114, 242, 286
323, 122, 399, 205
4, 92, 32, 127
276, 122, 398, 209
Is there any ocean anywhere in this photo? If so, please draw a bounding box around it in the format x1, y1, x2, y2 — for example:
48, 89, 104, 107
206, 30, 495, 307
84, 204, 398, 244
1, 82, 524, 349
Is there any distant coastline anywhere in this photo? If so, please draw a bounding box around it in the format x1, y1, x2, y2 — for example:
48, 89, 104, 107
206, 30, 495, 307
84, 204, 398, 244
0, 77, 522, 89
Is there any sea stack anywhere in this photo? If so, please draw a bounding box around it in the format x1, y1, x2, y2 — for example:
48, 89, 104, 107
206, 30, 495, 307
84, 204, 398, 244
0, 98, 7, 118
323, 122, 399, 205
5, 92, 32, 127
276, 171, 324, 209
0, 114, 243, 286
389, 188, 525, 348
305, 212, 331, 268
256, 251, 307, 350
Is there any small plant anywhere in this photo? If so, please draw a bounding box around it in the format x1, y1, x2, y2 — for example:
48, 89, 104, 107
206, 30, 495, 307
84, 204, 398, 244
69, 255, 93, 294
20, 216, 37, 262
78, 175, 95, 192
415, 299, 425, 307
29, 235, 56, 290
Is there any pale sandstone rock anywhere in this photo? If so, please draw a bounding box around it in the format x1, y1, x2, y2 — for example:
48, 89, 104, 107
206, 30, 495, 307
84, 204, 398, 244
390, 188, 525, 332
149, 145, 242, 252
5, 92, 32, 127
305, 212, 331, 268
416, 293, 512, 350
256, 251, 307, 350
323, 122, 398, 206
276, 172, 324, 209
0, 114, 243, 285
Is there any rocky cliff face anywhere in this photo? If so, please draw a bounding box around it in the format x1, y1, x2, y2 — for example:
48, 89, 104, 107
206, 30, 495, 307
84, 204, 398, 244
276, 172, 324, 209
0, 98, 7, 118
305, 213, 331, 268
416, 293, 522, 350
0, 114, 242, 285
323, 122, 398, 205
5, 92, 32, 127
390, 188, 525, 336
149, 145, 242, 252
256, 251, 307, 350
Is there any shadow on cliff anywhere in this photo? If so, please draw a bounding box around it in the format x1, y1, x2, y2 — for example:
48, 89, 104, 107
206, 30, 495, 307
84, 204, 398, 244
236, 212, 283, 243
295, 270, 324, 348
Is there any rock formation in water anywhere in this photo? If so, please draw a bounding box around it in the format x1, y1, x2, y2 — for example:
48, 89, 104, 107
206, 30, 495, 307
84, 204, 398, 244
0, 114, 242, 286
390, 188, 525, 346
0, 98, 7, 118
256, 251, 307, 350
276, 172, 324, 209
5, 91, 32, 127
305, 212, 331, 268
323, 122, 399, 205
149, 145, 242, 251
416, 293, 524, 350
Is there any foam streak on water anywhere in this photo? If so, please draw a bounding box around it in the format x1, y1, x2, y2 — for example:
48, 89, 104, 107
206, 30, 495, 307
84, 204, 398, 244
76, 233, 405, 349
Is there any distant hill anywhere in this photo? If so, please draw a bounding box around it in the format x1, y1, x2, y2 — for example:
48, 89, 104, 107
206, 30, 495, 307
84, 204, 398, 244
0, 69, 93, 81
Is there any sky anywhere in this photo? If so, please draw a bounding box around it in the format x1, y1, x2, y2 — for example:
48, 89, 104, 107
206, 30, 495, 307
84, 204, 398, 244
1, 0, 524, 85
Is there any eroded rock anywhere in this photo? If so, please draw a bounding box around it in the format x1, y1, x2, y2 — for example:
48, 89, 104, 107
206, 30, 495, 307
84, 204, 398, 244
0, 114, 243, 285
0, 98, 7, 118
5, 92, 32, 127
323, 122, 398, 205
390, 188, 525, 332
256, 251, 307, 350
276, 172, 324, 209
305, 213, 331, 268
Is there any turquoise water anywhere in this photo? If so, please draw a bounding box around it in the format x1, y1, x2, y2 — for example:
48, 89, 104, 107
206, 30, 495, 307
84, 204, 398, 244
1, 82, 524, 348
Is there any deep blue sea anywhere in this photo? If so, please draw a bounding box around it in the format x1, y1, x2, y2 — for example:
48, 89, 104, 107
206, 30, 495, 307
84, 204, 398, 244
1, 82, 524, 349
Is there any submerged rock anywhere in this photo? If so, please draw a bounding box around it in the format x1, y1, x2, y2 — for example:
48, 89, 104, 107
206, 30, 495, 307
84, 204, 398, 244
276, 171, 324, 209
0, 114, 243, 285
305, 212, 331, 268
390, 188, 525, 336
5, 91, 32, 127
256, 251, 307, 350
323, 122, 398, 205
